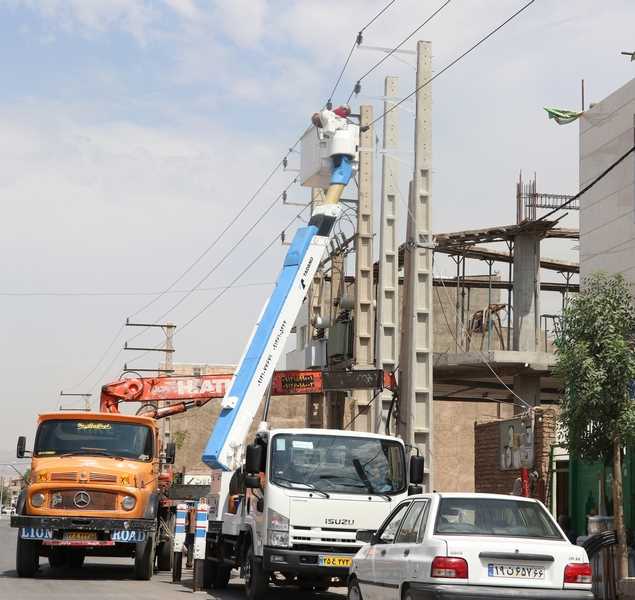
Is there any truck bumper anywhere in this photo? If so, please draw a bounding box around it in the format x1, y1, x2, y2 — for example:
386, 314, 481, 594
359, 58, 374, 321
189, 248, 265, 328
11, 515, 156, 532
263, 546, 351, 578
404, 583, 594, 600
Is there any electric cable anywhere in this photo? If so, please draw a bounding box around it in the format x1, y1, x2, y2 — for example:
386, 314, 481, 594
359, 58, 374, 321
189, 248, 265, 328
362, 0, 538, 131
346, 0, 453, 104
537, 144, 635, 221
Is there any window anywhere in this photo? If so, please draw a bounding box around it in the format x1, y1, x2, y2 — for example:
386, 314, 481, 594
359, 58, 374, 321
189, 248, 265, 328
377, 502, 410, 544
395, 501, 428, 544
435, 497, 563, 539
270, 433, 406, 496
34, 420, 154, 462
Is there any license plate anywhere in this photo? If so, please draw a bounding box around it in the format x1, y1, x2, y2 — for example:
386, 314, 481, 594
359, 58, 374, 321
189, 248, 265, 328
319, 555, 352, 568
20, 527, 53, 540
111, 529, 147, 543
488, 564, 545, 579
64, 531, 97, 541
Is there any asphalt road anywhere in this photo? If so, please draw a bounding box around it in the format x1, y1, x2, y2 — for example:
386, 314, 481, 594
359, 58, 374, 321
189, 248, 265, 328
0, 517, 346, 600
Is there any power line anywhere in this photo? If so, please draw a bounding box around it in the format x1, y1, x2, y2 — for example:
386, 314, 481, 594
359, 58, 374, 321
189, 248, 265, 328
538, 144, 635, 221
346, 0, 453, 104
326, 0, 399, 107
126, 177, 299, 344
362, 0, 538, 131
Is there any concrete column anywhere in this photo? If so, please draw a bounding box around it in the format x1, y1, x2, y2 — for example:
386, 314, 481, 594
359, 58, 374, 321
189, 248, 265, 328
512, 232, 541, 406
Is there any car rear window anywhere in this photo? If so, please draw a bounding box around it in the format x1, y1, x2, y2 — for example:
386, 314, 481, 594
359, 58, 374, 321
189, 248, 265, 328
435, 497, 563, 539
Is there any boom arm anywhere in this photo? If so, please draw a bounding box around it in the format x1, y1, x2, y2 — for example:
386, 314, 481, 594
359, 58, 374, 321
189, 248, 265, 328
202, 107, 359, 471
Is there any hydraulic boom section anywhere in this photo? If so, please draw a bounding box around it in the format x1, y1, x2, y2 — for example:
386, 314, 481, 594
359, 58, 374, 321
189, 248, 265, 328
202, 107, 359, 471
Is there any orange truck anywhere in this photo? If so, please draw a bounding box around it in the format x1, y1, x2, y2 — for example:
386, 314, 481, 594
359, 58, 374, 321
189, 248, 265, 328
10, 411, 177, 579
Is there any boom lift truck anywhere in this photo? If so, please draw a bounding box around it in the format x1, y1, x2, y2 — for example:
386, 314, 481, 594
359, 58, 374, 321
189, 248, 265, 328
195, 107, 425, 598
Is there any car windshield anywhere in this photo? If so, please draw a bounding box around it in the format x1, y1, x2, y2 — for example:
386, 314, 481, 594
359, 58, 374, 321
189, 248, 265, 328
270, 433, 406, 495
34, 419, 154, 462
435, 497, 563, 539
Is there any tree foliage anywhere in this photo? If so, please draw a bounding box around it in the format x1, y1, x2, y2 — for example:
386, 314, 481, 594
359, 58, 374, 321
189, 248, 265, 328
555, 272, 635, 461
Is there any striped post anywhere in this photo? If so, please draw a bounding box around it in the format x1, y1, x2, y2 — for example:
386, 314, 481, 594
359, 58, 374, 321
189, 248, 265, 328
192, 499, 209, 592
172, 503, 187, 583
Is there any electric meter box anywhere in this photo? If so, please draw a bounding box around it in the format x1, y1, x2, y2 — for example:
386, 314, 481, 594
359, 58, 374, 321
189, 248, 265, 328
300, 126, 332, 189
299, 122, 359, 189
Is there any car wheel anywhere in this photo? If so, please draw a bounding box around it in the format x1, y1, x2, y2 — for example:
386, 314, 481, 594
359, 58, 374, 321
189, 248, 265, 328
16, 536, 39, 577
348, 578, 363, 600
402, 587, 415, 600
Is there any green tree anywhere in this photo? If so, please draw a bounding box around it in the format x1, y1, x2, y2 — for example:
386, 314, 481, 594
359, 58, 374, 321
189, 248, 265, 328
555, 272, 635, 579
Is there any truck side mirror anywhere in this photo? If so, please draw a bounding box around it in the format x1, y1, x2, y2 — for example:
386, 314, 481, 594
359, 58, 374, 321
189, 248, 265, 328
16, 436, 27, 459
410, 455, 425, 485
165, 442, 176, 465
245, 444, 263, 474
244, 474, 261, 489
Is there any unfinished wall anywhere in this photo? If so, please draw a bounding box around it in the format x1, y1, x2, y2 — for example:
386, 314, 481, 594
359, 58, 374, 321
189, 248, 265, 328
474, 407, 557, 501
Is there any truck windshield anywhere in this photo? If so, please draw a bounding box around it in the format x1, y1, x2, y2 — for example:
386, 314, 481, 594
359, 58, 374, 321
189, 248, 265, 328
34, 420, 153, 462
270, 433, 406, 495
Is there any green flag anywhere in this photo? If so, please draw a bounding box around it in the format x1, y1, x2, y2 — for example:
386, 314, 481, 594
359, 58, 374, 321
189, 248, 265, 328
544, 106, 583, 125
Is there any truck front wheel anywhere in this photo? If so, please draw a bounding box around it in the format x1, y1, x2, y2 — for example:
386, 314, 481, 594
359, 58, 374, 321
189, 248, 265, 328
244, 545, 268, 600
16, 537, 39, 577
134, 533, 155, 580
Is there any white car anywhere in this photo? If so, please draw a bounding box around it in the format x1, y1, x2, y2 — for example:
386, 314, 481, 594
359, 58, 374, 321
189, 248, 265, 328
348, 493, 593, 600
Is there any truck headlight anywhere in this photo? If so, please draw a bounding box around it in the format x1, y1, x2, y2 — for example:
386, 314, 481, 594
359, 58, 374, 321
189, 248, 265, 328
267, 508, 290, 547
121, 495, 136, 511
31, 492, 46, 508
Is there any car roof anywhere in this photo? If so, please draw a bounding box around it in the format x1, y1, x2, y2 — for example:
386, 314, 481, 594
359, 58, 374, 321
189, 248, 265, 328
405, 492, 540, 503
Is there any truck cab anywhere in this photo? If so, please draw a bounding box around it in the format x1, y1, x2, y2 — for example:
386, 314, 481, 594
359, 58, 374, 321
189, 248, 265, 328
11, 412, 175, 579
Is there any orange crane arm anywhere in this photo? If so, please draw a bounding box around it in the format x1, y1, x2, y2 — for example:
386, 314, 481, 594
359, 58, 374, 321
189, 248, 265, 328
100, 369, 394, 418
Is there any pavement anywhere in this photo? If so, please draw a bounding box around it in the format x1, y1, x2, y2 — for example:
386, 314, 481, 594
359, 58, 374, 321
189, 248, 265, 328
0, 518, 346, 600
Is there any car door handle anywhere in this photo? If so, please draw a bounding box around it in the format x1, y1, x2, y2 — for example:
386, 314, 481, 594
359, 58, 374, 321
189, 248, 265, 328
404, 549, 410, 557
380, 549, 386, 556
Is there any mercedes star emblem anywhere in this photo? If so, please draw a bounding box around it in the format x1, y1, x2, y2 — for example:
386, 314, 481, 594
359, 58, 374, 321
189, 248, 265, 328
73, 491, 91, 508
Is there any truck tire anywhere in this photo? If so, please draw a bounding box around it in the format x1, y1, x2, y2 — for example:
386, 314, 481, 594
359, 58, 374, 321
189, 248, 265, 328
244, 545, 268, 600
48, 550, 66, 569
67, 552, 85, 569
156, 513, 174, 571
16, 537, 39, 577
202, 561, 231, 589
134, 533, 155, 581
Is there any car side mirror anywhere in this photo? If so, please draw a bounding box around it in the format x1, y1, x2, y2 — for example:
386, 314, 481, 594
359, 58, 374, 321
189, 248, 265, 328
245, 444, 263, 474
410, 455, 425, 485
165, 442, 176, 465
16, 436, 27, 459
355, 529, 376, 544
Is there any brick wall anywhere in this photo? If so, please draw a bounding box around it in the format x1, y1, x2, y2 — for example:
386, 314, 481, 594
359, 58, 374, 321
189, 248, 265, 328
474, 407, 557, 501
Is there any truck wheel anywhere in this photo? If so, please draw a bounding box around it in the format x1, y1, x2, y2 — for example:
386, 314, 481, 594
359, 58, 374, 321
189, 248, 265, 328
48, 550, 66, 569
157, 513, 174, 571
16, 537, 39, 577
214, 565, 232, 589
67, 552, 85, 569
244, 545, 268, 600
134, 533, 155, 581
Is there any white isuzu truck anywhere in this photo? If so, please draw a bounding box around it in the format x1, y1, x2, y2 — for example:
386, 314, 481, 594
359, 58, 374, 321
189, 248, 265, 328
194, 106, 425, 598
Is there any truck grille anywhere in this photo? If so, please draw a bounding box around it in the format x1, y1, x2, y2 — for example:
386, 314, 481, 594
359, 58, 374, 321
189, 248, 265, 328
89, 473, 117, 484
51, 472, 78, 482
50, 490, 117, 510
290, 526, 358, 546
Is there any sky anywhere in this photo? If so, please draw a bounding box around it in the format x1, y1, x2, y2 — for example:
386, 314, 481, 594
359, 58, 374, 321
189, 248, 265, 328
1, 0, 634, 469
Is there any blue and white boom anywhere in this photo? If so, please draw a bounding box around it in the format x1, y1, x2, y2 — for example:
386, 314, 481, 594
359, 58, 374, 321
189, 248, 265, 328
202, 107, 359, 471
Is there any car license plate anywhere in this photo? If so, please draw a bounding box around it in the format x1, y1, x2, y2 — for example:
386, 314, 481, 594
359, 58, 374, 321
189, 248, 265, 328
64, 531, 97, 541
488, 564, 545, 579
20, 527, 53, 540
319, 555, 352, 568
111, 529, 147, 543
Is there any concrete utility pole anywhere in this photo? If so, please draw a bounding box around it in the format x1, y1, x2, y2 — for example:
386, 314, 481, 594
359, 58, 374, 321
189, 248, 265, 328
352, 105, 375, 432
375, 76, 400, 434
398, 41, 433, 490
326, 252, 345, 428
